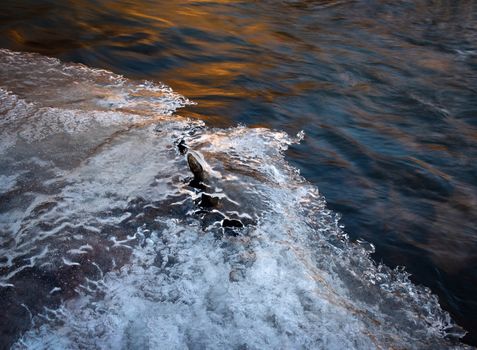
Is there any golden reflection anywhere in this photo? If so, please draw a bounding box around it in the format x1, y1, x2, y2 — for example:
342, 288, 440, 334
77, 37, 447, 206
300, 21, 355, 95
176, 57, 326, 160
8, 29, 25, 44
63, 0, 279, 119
1, 0, 477, 343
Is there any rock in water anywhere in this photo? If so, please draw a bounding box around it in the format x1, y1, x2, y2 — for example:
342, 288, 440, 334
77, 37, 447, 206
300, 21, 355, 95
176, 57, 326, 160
187, 152, 205, 181
177, 139, 188, 154
200, 193, 220, 208
222, 218, 244, 228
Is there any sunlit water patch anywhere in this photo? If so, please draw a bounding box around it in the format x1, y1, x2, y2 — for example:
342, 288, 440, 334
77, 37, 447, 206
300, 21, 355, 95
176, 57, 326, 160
0, 50, 469, 349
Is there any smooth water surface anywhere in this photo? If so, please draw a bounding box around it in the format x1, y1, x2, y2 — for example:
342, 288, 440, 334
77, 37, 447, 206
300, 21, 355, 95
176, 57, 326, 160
0, 0, 476, 347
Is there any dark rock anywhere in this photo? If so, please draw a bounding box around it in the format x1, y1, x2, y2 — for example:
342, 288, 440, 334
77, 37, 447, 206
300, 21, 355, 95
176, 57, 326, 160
187, 152, 205, 181
177, 139, 188, 154
222, 218, 244, 228
188, 178, 207, 191
200, 193, 220, 208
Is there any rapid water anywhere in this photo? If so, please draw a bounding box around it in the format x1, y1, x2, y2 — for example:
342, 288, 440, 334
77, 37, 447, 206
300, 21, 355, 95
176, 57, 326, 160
0, 49, 470, 349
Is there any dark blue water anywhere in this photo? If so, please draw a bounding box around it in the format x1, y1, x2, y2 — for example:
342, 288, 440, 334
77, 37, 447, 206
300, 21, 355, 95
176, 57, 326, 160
0, 0, 476, 346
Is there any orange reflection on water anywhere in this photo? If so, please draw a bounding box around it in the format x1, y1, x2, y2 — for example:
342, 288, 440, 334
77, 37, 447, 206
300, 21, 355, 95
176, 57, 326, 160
1, 0, 477, 343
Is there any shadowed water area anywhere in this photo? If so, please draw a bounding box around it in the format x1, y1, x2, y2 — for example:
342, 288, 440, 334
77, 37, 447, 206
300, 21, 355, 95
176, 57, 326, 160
0, 0, 476, 348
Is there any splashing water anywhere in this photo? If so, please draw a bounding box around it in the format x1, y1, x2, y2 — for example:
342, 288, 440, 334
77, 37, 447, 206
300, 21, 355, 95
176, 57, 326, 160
0, 50, 468, 349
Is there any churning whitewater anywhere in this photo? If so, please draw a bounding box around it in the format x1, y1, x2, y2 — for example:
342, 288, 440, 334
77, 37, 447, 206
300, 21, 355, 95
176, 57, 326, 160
0, 49, 468, 349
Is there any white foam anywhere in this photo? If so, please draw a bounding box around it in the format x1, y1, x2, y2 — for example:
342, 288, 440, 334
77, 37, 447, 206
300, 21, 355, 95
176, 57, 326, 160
13, 124, 466, 349
0, 50, 466, 349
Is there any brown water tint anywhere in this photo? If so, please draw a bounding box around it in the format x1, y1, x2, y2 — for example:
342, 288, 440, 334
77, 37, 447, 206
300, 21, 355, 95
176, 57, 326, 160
0, 0, 476, 345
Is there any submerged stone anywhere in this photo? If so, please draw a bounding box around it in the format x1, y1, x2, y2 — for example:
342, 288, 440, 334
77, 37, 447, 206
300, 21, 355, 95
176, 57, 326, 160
229, 268, 246, 282
222, 218, 244, 228
200, 193, 220, 208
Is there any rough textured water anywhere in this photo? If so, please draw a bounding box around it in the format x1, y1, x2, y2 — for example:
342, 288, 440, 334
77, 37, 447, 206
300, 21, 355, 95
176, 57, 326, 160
0, 0, 476, 348
0, 49, 470, 349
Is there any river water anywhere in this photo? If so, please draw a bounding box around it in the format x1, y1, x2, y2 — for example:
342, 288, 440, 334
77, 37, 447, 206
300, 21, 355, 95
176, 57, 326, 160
0, 0, 476, 348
